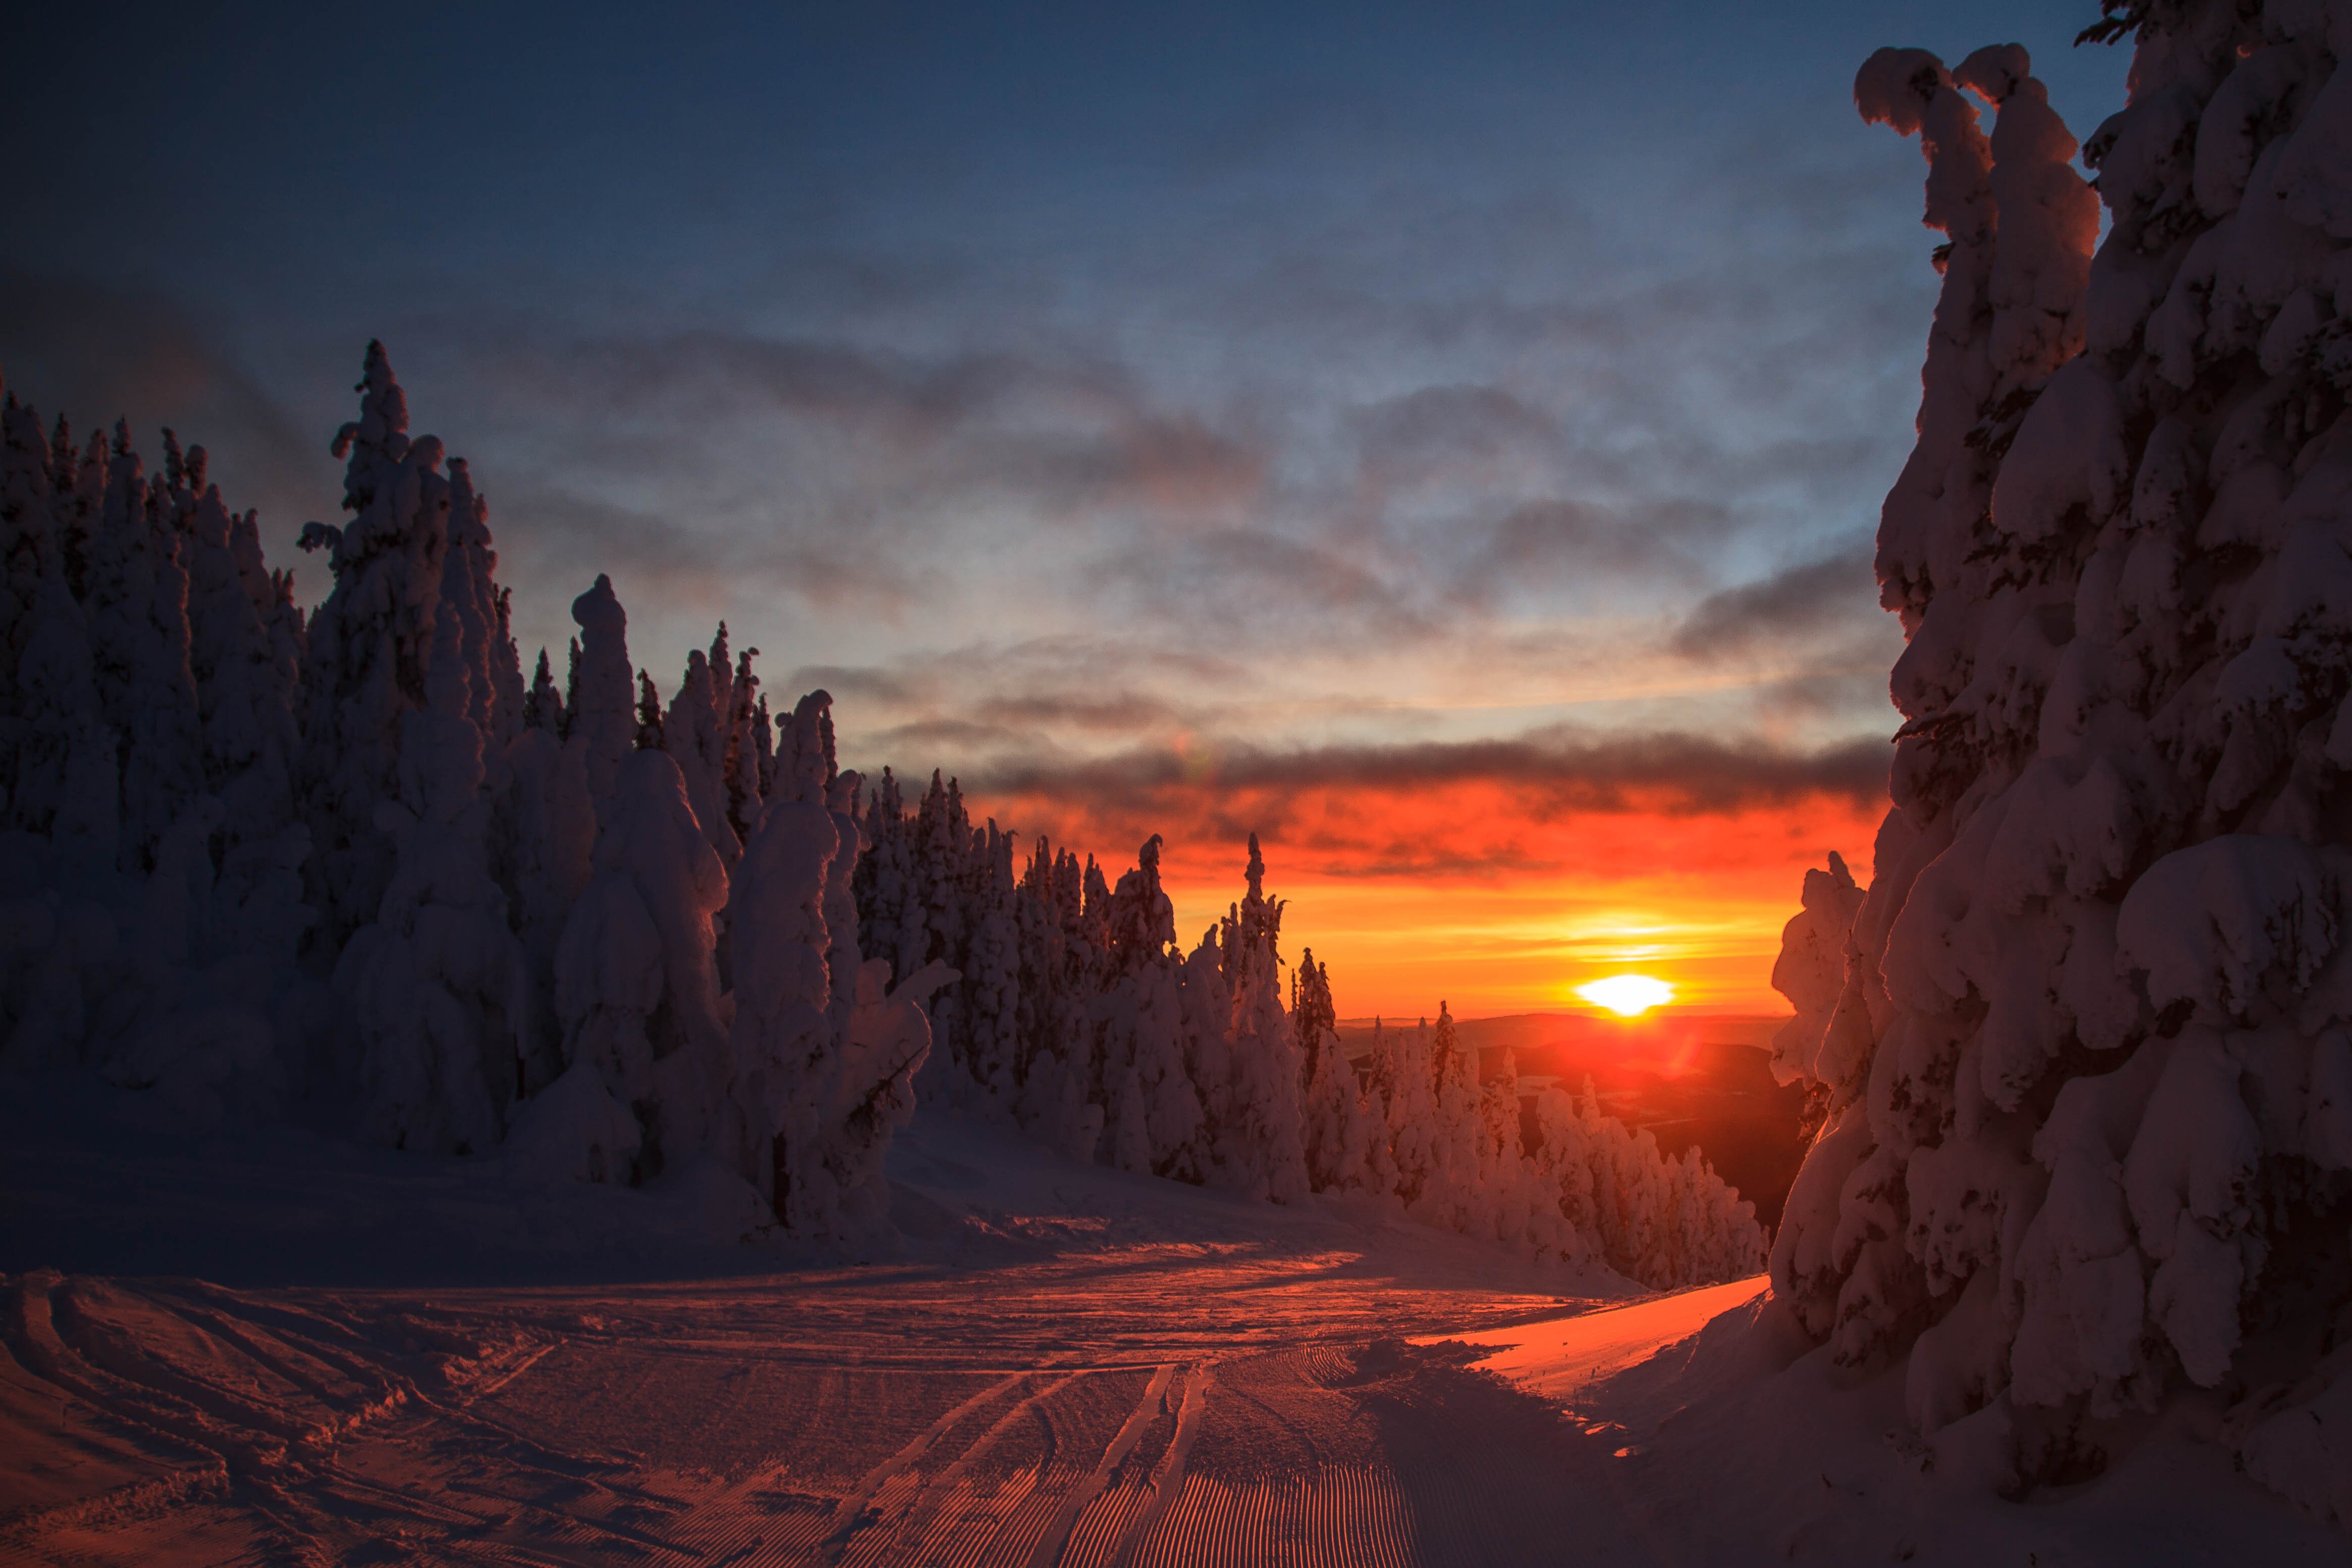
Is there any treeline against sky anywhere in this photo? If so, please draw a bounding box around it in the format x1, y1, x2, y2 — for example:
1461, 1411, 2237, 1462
0, 344, 1760, 1285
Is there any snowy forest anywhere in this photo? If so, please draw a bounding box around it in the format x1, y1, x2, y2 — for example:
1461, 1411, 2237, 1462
0, 344, 1762, 1288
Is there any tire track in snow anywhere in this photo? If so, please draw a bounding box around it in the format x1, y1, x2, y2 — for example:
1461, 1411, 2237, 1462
648, 1365, 1009, 1567
1020, 1362, 1174, 1568
1104, 1360, 1212, 1568
824, 1369, 1071, 1565
896, 1371, 1096, 1567
814, 1363, 1025, 1551
1059, 1460, 1157, 1568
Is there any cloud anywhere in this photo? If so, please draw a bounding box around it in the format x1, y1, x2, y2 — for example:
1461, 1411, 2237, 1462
972, 726, 1889, 818
974, 690, 1190, 733
1669, 547, 1888, 661
436, 327, 1269, 528
779, 663, 916, 706
1084, 524, 1428, 642
947, 726, 1892, 910
1348, 383, 1561, 488
1448, 497, 1716, 608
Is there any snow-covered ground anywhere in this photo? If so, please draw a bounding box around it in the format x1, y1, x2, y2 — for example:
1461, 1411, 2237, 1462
4, 1081, 2340, 1565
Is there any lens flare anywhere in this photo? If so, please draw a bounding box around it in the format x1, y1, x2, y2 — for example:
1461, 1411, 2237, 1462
1576, 974, 1675, 1017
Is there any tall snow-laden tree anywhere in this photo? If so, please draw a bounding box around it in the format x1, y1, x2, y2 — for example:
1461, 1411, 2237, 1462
1094, 834, 1203, 1178
337, 612, 529, 1155
568, 574, 635, 844
0, 391, 113, 858
660, 635, 738, 868
1769, 11, 2352, 1509
1205, 834, 1309, 1201
1297, 949, 1375, 1193
297, 343, 454, 943
726, 687, 952, 1236
0, 388, 58, 788
552, 745, 730, 1178
86, 424, 205, 873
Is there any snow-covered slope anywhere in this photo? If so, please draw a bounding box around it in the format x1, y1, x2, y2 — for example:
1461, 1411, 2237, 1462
1, 1072, 1669, 1565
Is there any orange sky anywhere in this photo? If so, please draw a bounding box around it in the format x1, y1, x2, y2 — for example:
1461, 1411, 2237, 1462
970, 774, 1886, 1020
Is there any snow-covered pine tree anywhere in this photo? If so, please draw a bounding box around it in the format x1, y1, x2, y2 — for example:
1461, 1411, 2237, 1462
86, 422, 205, 874
959, 820, 1022, 1107
1769, 11, 2352, 1505
1408, 1002, 1489, 1232
0, 386, 58, 797
568, 575, 635, 844
0, 391, 115, 862
182, 467, 282, 834
296, 343, 465, 944
722, 643, 764, 845
1297, 949, 1375, 1192
1205, 835, 1309, 1201
550, 740, 730, 1181
524, 647, 564, 735
438, 458, 522, 753
1380, 1017, 1440, 1207
337, 610, 529, 1154
729, 686, 952, 1235
660, 633, 739, 868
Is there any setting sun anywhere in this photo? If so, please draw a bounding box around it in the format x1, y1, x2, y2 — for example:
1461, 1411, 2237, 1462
1576, 974, 1676, 1017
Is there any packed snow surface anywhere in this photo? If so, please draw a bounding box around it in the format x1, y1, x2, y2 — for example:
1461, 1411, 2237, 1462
4, 1089, 2342, 1565
1416, 1275, 1771, 1401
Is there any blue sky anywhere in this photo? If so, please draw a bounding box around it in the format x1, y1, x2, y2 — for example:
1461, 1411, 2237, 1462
1, 2, 2129, 841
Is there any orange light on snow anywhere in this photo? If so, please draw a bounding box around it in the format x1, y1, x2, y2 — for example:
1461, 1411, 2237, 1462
1575, 974, 1675, 1017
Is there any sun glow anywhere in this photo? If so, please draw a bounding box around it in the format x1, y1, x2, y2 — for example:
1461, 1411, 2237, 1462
1576, 974, 1676, 1017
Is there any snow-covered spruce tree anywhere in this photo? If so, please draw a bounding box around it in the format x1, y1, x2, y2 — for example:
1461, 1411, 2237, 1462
660, 627, 741, 871
849, 767, 917, 992
1200, 834, 1310, 1201
912, 772, 973, 1095
0, 391, 116, 863
336, 611, 530, 1154
568, 573, 635, 844
86, 422, 206, 875
1, 387, 60, 808
0, 385, 120, 1075
1769, 11, 2352, 1503
959, 821, 1023, 1107
499, 704, 592, 1097
725, 689, 952, 1236
1408, 1002, 1492, 1232
1297, 949, 1379, 1192
296, 342, 454, 945
548, 744, 730, 1178
1378, 1017, 1442, 1207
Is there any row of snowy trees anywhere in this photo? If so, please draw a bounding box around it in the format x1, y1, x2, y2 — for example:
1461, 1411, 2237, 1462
0, 343, 947, 1238
856, 784, 1763, 1287
1771, 6, 2352, 1515
0, 337, 1761, 1282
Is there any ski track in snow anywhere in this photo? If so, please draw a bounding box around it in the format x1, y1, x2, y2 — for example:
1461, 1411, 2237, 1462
0, 1244, 1665, 1567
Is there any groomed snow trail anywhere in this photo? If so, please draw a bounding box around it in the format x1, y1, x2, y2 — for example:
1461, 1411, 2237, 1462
0, 1249, 1668, 1566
